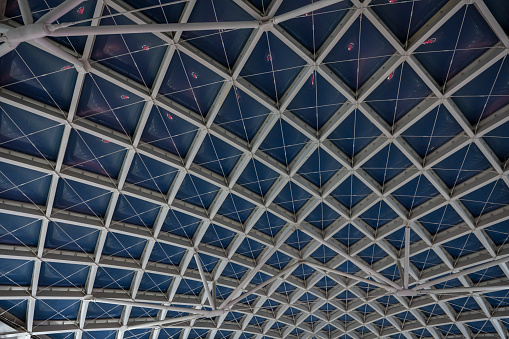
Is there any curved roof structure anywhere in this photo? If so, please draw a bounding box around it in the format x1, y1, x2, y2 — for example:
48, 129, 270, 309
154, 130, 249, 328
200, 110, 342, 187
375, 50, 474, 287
0, 0, 509, 338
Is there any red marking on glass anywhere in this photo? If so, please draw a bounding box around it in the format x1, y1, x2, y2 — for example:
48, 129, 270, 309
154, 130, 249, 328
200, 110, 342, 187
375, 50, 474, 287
142, 45, 149, 51
348, 43, 354, 51
102, 139, 110, 143
387, 71, 394, 80
191, 72, 198, 79
61, 65, 72, 70
266, 54, 272, 62
422, 38, 436, 45
388, 0, 396, 3
311, 73, 315, 86
305, 12, 310, 16
167, 114, 173, 120
219, 29, 225, 32
121, 95, 129, 99
77, 6, 85, 14
235, 91, 241, 100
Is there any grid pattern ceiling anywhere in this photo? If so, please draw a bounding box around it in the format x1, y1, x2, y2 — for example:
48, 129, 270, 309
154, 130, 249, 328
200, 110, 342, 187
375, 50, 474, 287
0, 0, 509, 339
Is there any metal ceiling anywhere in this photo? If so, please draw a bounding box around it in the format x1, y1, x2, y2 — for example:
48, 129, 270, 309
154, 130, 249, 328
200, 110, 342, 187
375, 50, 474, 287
0, 0, 508, 339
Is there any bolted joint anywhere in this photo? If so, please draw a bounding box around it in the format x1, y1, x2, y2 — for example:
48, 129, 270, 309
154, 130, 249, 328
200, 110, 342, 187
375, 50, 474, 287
400, 54, 410, 62
76, 59, 91, 74
258, 19, 273, 31
4, 23, 49, 43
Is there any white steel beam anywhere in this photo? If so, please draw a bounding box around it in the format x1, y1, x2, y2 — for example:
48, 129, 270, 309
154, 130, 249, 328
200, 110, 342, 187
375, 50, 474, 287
1, 0, 509, 338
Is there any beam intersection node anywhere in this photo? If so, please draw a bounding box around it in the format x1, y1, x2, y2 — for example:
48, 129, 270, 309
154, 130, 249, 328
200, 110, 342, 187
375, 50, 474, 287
0, 0, 508, 339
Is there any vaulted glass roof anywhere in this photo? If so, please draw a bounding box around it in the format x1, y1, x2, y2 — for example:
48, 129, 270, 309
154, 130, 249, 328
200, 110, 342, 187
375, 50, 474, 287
0, 1, 509, 339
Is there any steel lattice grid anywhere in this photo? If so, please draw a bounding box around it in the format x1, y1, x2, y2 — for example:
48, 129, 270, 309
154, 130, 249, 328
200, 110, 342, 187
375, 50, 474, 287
0, 0, 508, 339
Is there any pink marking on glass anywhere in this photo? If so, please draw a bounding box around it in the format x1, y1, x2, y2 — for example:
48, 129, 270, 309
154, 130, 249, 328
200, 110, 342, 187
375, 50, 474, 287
422, 38, 436, 45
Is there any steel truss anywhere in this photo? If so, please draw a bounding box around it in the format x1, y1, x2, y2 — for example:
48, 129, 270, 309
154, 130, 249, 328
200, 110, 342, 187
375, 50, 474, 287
0, 0, 508, 338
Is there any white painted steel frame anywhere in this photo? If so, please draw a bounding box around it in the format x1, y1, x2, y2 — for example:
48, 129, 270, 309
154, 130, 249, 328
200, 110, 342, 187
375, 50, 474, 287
0, 0, 507, 339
